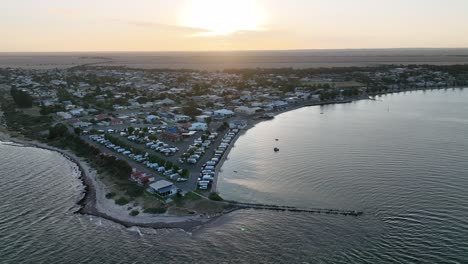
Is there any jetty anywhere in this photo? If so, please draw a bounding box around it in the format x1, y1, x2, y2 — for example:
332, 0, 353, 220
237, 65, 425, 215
225, 201, 363, 217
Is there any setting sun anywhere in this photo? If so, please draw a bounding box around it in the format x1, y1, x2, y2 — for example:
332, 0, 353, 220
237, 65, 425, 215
180, 0, 265, 36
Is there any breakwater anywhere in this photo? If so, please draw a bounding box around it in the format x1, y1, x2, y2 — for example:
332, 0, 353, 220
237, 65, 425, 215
225, 201, 363, 216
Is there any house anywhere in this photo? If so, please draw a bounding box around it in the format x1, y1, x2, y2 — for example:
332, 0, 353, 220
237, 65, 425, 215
130, 169, 155, 186
213, 109, 234, 118
56, 112, 72, 120
195, 115, 210, 122
94, 114, 108, 121
189, 122, 208, 131
146, 115, 159, 123
69, 108, 85, 116
229, 120, 248, 129
157, 98, 175, 105
148, 180, 177, 197
174, 115, 191, 122
267, 101, 288, 109
234, 106, 262, 115
161, 132, 181, 142
109, 118, 124, 126
71, 120, 91, 128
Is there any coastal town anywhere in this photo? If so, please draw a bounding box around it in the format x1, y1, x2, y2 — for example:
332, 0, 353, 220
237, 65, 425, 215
1, 64, 467, 218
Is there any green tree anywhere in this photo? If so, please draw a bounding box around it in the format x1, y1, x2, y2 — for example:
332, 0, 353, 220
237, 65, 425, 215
49, 123, 69, 139
74, 127, 83, 135
10, 88, 33, 108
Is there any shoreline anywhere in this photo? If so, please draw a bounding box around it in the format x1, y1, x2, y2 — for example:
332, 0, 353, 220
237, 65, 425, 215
0, 130, 232, 231
211, 86, 467, 192
1, 86, 464, 230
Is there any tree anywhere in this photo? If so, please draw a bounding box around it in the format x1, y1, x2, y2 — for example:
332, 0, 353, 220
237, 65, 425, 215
49, 123, 69, 139
136, 97, 149, 104
10, 88, 33, 108
127, 126, 135, 135
181, 169, 190, 178
74, 127, 83, 135
164, 161, 173, 170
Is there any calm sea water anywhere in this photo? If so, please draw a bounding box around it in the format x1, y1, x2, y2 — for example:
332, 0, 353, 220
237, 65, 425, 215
1, 88, 468, 263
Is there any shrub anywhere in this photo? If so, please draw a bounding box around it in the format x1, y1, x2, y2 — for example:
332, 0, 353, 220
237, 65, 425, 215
125, 184, 144, 197
105, 192, 116, 199
129, 210, 140, 216
208, 192, 223, 201
143, 207, 167, 214
115, 197, 130, 205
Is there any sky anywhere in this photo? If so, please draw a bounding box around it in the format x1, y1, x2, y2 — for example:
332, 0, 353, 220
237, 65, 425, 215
2, 0, 468, 52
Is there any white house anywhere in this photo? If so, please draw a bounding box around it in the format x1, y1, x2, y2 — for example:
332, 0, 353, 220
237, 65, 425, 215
56, 112, 72, 120
234, 106, 262, 115
148, 180, 177, 197
189, 122, 208, 131
213, 109, 234, 118
69, 108, 85, 116
267, 101, 288, 109
146, 115, 159, 123
195, 115, 210, 122
229, 120, 248, 129
174, 115, 191, 122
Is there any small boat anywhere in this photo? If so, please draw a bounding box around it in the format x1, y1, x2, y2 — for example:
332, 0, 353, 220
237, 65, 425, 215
275, 139, 279, 141
274, 147, 279, 152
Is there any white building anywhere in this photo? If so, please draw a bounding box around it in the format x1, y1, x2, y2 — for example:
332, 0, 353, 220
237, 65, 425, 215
213, 109, 234, 118
174, 115, 191, 122
234, 106, 262, 115
189, 122, 208, 131
56, 112, 72, 120
148, 180, 177, 197
195, 115, 210, 122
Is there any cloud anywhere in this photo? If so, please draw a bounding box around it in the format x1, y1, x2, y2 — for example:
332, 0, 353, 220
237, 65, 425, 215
118, 19, 211, 35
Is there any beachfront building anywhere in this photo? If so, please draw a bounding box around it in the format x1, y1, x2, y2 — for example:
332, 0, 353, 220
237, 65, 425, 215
229, 120, 248, 129
130, 170, 155, 186
267, 100, 289, 110
234, 106, 262, 115
189, 122, 208, 131
148, 180, 177, 197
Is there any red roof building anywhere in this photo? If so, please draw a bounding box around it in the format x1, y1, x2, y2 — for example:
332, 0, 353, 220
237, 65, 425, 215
130, 170, 154, 186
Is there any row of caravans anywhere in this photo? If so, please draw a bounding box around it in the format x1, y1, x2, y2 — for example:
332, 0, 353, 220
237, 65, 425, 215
197, 129, 239, 190
126, 135, 179, 156
88, 135, 148, 163
184, 132, 219, 164
88, 135, 185, 182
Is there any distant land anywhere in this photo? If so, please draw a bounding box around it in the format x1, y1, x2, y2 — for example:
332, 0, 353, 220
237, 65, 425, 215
1, 48, 468, 70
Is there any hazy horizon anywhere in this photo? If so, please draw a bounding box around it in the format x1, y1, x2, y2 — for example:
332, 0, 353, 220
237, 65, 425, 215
3, 47, 468, 54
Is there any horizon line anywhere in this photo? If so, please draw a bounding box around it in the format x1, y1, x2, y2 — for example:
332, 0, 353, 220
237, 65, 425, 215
2, 47, 468, 54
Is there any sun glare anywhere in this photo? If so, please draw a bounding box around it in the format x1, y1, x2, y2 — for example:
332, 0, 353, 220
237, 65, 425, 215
181, 0, 265, 36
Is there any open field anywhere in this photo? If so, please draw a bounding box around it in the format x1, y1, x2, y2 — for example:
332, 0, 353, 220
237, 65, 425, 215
2, 49, 468, 70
